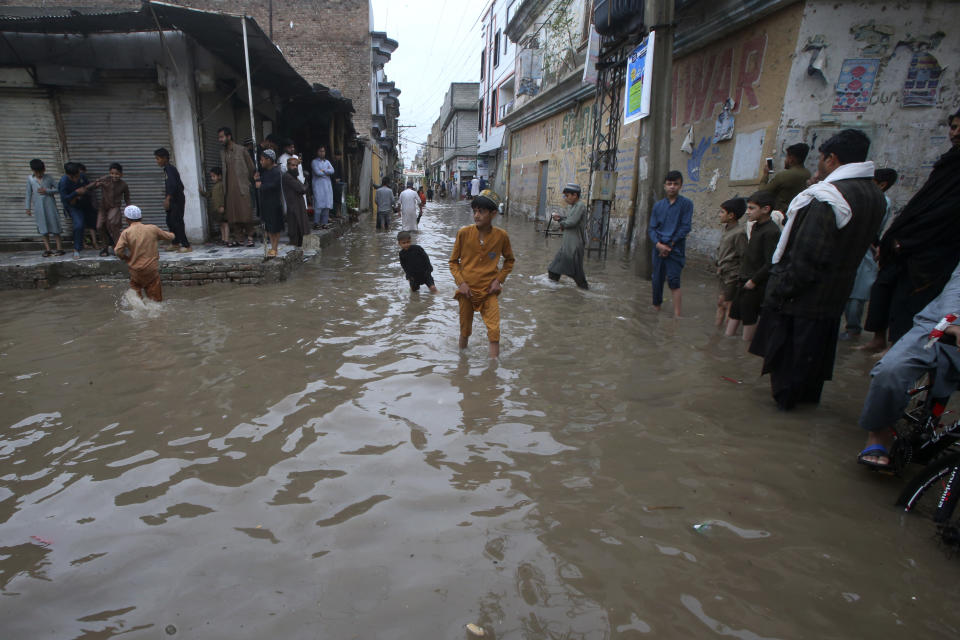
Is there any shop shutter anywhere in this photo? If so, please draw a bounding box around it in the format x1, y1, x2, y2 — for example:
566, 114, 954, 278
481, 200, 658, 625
200, 91, 235, 177
0, 89, 64, 240
58, 83, 173, 228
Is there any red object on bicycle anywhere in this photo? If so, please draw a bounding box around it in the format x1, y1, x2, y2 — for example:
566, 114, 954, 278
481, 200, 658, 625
925, 313, 959, 349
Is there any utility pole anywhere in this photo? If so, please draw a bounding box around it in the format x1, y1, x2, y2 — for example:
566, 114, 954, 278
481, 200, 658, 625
636, 0, 675, 278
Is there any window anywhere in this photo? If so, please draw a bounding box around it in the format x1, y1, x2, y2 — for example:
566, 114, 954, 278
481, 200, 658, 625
493, 30, 501, 68
581, 0, 594, 44
480, 49, 485, 80
478, 98, 484, 132
490, 90, 498, 128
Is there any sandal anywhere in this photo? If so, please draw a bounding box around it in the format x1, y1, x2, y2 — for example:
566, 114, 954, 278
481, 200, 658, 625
41, 250, 53, 257
246, 239, 255, 247
227, 241, 240, 247
857, 444, 892, 470
99, 248, 109, 257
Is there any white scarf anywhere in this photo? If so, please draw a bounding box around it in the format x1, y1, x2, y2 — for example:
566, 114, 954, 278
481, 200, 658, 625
771, 160, 875, 264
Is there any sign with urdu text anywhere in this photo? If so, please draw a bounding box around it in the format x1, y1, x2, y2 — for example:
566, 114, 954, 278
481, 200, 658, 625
624, 33, 654, 124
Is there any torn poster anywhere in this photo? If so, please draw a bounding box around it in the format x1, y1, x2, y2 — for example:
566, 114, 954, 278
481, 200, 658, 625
713, 99, 735, 143
902, 52, 942, 108
680, 126, 694, 154
831, 59, 880, 113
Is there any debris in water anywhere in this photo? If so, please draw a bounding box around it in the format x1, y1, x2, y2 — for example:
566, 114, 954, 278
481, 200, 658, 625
30, 535, 52, 546
465, 623, 486, 636
644, 505, 683, 511
720, 376, 743, 384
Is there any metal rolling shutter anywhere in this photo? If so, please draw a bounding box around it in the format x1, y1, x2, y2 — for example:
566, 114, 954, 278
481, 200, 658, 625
200, 91, 235, 177
58, 83, 173, 228
0, 89, 64, 240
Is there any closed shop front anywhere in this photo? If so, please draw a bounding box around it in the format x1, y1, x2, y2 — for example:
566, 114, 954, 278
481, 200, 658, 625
58, 81, 173, 228
0, 88, 64, 240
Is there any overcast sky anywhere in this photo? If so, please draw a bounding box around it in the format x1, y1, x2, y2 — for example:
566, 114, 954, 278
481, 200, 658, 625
371, 0, 485, 165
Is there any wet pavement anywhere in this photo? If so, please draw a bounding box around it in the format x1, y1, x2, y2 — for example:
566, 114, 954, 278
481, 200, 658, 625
1, 200, 959, 639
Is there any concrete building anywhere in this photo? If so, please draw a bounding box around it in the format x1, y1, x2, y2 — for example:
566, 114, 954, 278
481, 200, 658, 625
428, 117, 443, 191
439, 83, 480, 199
501, 0, 960, 258
367, 31, 401, 206
0, 3, 352, 242
478, 0, 518, 193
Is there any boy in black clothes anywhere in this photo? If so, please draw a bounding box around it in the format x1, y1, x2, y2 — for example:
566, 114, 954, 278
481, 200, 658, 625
398, 230, 438, 293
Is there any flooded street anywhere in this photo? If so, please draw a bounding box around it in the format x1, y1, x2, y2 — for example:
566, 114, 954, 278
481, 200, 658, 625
3, 200, 960, 639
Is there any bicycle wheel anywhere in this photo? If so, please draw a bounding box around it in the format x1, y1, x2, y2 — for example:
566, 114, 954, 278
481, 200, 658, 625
897, 451, 960, 546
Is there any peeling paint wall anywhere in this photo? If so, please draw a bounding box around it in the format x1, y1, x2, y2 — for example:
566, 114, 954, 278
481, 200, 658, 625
779, 1, 960, 211
506, 98, 595, 219
660, 3, 803, 256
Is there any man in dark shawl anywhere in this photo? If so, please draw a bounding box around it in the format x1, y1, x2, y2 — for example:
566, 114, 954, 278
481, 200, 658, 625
547, 183, 589, 289
749, 129, 886, 410
862, 107, 960, 350
282, 156, 310, 248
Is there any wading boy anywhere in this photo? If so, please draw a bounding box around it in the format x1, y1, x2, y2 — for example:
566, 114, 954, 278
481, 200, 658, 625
727, 191, 780, 341
114, 205, 175, 302
449, 189, 515, 358
649, 170, 693, 316
398, 230, 438, 293
715, 197, 747, 328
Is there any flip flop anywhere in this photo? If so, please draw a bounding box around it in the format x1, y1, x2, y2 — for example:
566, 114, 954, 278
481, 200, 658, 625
857, 444, 892, 470
41, 250, 53, 257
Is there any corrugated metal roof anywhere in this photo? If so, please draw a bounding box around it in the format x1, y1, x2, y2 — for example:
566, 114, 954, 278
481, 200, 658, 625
0, 1, 354, 117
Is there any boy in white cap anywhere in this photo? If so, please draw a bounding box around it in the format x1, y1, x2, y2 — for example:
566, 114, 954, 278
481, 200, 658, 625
114, 205, 175, 302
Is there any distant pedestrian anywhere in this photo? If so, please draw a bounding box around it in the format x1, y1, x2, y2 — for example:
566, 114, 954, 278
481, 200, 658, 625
311, 145, 334, 229
282, 156, 310, 248
427, 185, 434, 201
417, 186, 426, 222
449, 189, 515, 358
714, 197, 747, 329
762, 143, 812, 213
864, 108, 960, 349
256, 149, 284, 258
397, 230, 437, 293
375, 178, 395, 231
154, 148, 191, 253
114, 205, 175, 302
25, 159, 64, 257
749, 129, 885, 410
92, 162, 131, 256
219, 127, 257, 247
547, 182, 589, 289
649, 170, 693, 316
726, 192, 779, 341
200, 167, 227, 245
842, 168, 898, 342
399, 181, 420, 232
58, 162, 89, 258
470, 176, 480, 199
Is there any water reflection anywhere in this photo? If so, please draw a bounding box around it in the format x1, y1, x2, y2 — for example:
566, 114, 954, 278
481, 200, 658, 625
1, 201, 960, 638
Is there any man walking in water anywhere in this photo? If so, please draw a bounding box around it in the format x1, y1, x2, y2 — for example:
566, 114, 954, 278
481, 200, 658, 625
547, 183, 589, 289
649, 170, 693, 315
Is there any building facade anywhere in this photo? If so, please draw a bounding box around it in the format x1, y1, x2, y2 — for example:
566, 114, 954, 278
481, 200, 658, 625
439, 83, 480, 199
478, 0, 518, 193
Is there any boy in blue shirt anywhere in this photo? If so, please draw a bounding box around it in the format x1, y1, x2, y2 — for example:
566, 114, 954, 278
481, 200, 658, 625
649, 170, 694, 316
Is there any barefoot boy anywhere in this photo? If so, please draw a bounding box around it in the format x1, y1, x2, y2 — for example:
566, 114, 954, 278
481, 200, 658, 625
114, 205, 175, 302
449, 189, 515, 358
715, 197, 747, 328
398, 231, 438, 293
727, 191, 780, 341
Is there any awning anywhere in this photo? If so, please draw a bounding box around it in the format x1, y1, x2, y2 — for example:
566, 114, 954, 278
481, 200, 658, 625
0, 1, 354, 115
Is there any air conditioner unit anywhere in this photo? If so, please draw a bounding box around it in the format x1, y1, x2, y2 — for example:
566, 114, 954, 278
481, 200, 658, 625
593, 0, 644, 38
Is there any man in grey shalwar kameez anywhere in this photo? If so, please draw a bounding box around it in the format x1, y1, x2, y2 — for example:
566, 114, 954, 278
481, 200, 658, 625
547, 183, 589, 289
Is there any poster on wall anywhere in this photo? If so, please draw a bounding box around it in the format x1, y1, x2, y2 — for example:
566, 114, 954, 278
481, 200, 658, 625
582, 26, 601, 85
831, 58, 880, 113
902, 52, 942, 108
729, 128, 765, 182
624, 32, 655, 125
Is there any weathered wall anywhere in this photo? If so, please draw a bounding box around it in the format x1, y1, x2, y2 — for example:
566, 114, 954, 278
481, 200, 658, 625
506, 97, 595, 219
779, 0, 960, 210
661, 3, 802, 256
0, 0, 373, 135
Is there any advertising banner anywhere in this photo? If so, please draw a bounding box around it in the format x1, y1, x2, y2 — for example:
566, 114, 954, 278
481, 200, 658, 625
624, 32, 654, 124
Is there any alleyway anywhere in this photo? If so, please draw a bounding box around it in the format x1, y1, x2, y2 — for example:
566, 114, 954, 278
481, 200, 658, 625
1, 200, 958, 638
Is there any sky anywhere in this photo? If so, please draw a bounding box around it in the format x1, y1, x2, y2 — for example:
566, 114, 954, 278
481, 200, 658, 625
371, 0, 486, 166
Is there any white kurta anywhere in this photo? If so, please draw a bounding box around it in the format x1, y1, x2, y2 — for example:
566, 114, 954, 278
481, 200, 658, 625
311, 158, 334, 209
399, 188, 420, 231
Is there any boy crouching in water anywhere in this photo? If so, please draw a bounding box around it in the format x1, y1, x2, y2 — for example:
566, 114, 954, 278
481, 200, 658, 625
398, 231, 438, 293
449, 189, 515, 358
114, 205, 175, 302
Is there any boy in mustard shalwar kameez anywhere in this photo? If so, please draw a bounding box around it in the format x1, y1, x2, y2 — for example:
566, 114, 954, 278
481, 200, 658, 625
449, 190, 515, 358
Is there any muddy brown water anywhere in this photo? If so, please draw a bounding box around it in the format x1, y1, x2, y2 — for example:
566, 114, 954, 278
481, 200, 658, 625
1, 200, 958, 639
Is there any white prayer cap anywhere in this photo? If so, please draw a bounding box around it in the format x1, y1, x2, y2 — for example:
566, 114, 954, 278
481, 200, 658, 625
123, 205, 142, 220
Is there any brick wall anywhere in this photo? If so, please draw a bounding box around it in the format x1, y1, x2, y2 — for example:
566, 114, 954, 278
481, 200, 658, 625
0, 0, 374, 136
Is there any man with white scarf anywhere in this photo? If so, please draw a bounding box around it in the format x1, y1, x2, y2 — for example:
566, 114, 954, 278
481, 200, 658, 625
749, 129, 886, 410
